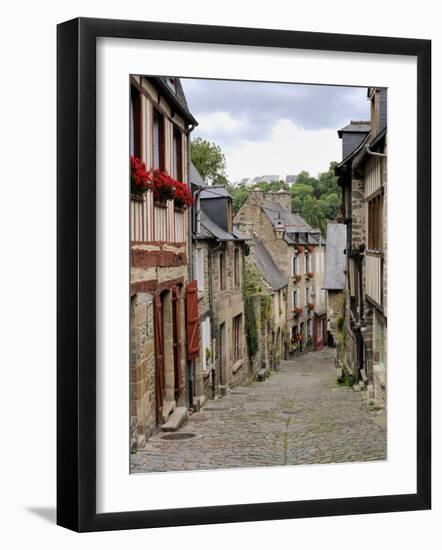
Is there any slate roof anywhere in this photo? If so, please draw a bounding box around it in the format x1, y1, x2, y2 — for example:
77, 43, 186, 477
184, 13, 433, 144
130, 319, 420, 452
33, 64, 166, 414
262, 200, 312, 233
197, 210, 235, 241
337, 121, 370, 137
232, 225, 247, 241
189, 161, 206, 188
153, 76, 197, 126
200, 186, 231, 200
323, 223, 347, 290
252, 235, 287, 291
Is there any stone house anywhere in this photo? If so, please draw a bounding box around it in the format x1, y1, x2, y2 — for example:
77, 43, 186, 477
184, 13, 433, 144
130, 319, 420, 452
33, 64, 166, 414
246, 234, 288, 375
323, 222, 347, 348
234, 189, 327, 357
129, 76, 199, 450
336, 87, 387, 406
190, 163, 250, 398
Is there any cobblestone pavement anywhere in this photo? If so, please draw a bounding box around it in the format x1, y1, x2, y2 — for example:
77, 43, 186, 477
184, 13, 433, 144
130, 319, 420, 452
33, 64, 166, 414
131, 349, 387, 473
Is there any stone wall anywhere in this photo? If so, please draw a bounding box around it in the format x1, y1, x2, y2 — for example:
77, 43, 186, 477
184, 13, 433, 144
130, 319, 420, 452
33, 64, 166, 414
208, 241, 250, 392
130, 292, 156, 450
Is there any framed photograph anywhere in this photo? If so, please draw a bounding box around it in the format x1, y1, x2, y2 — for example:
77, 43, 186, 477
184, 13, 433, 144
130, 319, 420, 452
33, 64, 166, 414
57, 17, 431, 532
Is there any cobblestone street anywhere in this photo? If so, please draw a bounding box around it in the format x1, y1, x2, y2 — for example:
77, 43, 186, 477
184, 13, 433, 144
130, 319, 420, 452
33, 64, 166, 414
131, 349, 386, 473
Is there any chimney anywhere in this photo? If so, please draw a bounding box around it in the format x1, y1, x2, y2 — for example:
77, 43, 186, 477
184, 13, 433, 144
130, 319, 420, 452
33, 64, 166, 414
265, 189, 292, 212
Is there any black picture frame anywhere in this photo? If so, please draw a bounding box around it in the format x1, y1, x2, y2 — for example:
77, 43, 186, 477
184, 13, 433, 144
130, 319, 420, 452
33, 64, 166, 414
57, 17, 431, 532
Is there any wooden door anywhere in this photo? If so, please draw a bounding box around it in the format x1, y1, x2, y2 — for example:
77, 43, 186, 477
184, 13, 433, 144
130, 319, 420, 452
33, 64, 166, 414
172, 286, 182, 401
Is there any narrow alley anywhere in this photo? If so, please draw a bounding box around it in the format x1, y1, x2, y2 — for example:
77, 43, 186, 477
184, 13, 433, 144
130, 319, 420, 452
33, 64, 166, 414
131, 349, 386, 473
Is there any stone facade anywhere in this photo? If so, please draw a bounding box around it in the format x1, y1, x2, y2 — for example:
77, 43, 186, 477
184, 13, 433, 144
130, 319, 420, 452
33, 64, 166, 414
336, 87, 387, 408
234, 189, 327, 359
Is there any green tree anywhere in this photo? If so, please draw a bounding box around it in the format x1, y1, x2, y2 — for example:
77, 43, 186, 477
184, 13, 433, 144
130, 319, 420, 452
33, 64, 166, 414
190, 138, 227, 185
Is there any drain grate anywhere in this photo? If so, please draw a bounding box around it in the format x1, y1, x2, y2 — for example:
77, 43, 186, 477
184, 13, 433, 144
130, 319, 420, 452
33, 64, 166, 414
160, 432, 197, 441
203, 406, 230, 412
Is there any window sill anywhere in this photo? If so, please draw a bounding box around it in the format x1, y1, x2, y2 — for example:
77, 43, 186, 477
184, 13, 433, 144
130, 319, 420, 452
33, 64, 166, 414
232, 359, 243, 374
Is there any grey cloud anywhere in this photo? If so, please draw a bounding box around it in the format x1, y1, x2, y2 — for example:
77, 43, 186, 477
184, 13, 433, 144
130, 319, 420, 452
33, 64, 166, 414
181, 78, 370, 143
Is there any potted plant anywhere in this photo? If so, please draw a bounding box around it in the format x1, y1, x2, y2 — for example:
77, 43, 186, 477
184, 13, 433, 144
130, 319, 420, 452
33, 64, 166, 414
173, 179, 194, 210
307, 302, 315, 310
295, 274, 302, 283
294, 306, 303, 316
130, 155, 151, 197
151, 169, 176, 205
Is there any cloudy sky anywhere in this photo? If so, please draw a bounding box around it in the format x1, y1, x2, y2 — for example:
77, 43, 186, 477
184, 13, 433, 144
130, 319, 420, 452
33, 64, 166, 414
181, 78, 369, 183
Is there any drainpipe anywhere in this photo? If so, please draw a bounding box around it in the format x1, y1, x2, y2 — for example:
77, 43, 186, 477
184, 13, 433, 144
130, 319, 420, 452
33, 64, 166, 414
208, 239, 222, 397
186, 122, 196, 409
365, 144, 387, 158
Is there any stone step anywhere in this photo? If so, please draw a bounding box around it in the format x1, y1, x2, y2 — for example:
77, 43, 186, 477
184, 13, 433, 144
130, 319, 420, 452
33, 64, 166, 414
161, 407, 188, 432
161, 400, 176, 423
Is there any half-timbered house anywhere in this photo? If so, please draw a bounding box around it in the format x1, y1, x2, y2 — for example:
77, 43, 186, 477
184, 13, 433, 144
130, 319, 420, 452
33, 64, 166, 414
129, 76, 199, 450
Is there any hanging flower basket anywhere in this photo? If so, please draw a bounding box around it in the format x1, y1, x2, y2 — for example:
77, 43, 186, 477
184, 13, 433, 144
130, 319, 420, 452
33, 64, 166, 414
130, 156, 151, 195
306, 271, 314, 279
307, 302, 315, 310
296, 244, 305, 253
295, 274, 302, 283
294, 306, 303, 316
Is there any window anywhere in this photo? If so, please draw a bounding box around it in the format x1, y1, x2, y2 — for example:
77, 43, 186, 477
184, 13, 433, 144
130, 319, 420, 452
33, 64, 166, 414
130, 85, 142, 159
305, 253, 310, 273
367, 194, 383, 250
172, 127, 183, 181
153, 109, 165, 170
232, 314, 242, 361
219, 252, 226, 290
234, 248, 240, 287
201, 316, 211, 371
292, 255, 297, 276
293, 290, 297, 308
195, 248, 205, 291
306, 287, 310, 304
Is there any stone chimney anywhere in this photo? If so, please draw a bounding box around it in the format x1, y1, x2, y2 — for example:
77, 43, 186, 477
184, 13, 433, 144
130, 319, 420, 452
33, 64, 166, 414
248, 188, 265, 206
264, 189, 292, 212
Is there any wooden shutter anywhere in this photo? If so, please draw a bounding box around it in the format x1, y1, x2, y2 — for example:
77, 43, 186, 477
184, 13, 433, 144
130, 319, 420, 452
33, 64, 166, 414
153, 295, 164, 420
185, 280, 200, 359
172, 286, 183, 398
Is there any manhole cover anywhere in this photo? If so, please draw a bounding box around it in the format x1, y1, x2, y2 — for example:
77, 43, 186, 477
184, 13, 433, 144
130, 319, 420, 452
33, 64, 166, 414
203, 406, 230, 412
160, 432, 197, 441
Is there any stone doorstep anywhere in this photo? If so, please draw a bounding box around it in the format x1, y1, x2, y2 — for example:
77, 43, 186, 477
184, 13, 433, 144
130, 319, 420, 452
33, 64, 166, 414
161, 407, 188, 432
161, 400, 176, 423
